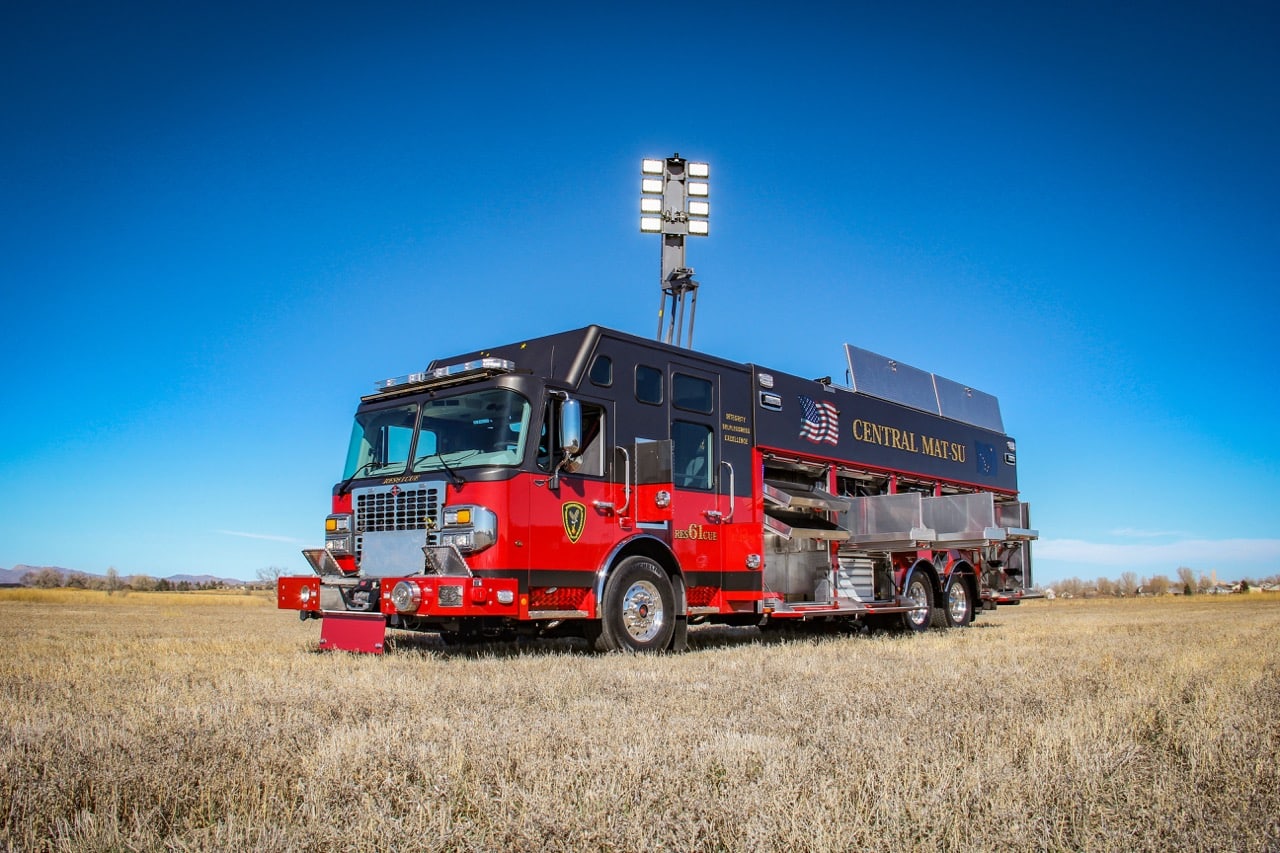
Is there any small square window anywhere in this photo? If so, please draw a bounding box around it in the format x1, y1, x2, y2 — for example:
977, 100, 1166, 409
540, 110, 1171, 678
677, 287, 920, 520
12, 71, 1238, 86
673, 373, 713, 413
636, 365, 663, 405
589, 355, 613, 387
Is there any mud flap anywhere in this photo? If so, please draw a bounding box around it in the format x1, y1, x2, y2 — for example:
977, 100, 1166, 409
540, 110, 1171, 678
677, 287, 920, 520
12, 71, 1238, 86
670, 613, 688, 652
669, 574, 688, 652
318, 612, 387, 654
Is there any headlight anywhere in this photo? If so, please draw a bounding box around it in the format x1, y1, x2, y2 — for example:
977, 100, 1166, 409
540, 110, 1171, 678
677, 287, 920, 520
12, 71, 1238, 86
440, 505, 498, 554
390, 581, 422, 614
441, 531, 475, 552
324, 513, 354, 556
299, 585, 313, 606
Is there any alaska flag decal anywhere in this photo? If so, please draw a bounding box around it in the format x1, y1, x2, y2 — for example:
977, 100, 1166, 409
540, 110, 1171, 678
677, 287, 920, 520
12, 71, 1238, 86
976, 442, 997, 477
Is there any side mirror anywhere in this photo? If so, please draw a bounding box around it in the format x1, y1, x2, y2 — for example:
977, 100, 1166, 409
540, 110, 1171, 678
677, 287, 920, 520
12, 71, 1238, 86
559, 398, 582, 456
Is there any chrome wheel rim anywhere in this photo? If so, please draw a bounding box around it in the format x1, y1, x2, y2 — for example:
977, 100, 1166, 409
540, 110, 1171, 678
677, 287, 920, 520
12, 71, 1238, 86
621, 580, 664, 642
907, 578, 930, 627
948, 582, 968, 624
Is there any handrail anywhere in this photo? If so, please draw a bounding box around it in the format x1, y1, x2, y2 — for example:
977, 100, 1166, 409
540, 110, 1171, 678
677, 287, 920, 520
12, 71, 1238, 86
719, 460, 734, 523
593, 446, 631, 516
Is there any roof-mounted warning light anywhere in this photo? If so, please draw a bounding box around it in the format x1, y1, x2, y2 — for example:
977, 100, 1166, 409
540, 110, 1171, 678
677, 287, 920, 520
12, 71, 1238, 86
370, 358, 516, 397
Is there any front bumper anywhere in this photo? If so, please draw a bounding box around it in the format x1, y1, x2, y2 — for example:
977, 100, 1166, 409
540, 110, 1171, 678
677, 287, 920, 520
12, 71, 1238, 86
277, 574, 521, 619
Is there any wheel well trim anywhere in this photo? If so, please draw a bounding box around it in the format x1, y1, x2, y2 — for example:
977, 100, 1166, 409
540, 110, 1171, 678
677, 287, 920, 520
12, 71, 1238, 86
904, 558, 940, 596
594, 533, 682, 605
946, 561, 976, 595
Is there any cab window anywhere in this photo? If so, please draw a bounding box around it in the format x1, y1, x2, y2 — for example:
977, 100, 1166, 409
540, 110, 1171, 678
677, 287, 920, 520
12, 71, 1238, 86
672, 420, 713, 489
538, 402, 606, 477
636, 365, 663, 405
673, 373, 713, 413
589, 355, 613, 387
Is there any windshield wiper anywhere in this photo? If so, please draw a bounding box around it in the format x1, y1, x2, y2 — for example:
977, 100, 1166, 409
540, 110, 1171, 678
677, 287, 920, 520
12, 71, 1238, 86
416, 452, 467, 489
336, 460, 380, 495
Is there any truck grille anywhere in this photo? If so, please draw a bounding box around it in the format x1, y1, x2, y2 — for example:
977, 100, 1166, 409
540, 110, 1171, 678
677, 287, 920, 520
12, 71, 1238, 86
352, 483, 445, 563
354, 484, 444, 532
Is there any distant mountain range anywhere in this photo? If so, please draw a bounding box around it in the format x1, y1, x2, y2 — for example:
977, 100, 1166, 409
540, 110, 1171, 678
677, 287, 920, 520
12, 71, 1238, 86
0, 564, 248, 587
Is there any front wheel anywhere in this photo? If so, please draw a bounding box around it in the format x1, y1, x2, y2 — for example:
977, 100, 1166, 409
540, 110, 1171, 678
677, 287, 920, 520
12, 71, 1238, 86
899, 572, 934, 633
596, 556, 676, 653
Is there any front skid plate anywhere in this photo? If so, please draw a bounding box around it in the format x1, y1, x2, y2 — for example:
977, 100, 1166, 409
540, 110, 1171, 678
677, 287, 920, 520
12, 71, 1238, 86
318, 612, 387, 654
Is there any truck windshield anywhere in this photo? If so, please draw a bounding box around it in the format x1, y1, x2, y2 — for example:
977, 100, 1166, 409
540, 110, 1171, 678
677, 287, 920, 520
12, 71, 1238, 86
412, 389, 532, 474
343, 404, 418, 480
342, 390, 533, 481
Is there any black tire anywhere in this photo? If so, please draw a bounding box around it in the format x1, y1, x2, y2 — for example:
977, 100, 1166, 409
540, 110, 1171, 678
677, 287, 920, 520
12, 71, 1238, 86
899, 571, 934, 633
937, 576, 974, 628
596, 556, 676, 653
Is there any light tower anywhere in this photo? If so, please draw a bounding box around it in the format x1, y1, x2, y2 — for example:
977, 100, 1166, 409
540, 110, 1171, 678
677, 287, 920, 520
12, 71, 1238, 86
640, 154, 710, 349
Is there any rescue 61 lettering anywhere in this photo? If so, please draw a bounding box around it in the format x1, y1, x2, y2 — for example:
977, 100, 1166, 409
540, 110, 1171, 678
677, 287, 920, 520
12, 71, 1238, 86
562, 502, 586, 543
674, 523, 717, 541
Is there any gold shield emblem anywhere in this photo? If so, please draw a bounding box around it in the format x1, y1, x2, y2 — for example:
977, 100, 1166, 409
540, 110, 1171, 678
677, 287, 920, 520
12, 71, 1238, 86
562, 501, 586, 544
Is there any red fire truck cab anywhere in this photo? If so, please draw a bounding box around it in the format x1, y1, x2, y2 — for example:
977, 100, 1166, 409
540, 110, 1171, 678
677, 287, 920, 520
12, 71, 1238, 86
277, 325, 1036, 653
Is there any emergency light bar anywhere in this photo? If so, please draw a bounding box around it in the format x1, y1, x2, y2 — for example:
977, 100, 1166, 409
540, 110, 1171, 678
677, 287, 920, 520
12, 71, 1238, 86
372, 358, 516, 395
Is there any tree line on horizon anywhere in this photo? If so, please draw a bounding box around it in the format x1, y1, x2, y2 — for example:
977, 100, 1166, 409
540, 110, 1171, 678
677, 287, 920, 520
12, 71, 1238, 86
1045, 566, 1280, 598
15, 566, 240, 593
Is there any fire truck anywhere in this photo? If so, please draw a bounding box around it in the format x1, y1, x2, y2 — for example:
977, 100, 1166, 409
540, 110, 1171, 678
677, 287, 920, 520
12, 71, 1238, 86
277, 154, 1036, 653
276, 325, 1037, 653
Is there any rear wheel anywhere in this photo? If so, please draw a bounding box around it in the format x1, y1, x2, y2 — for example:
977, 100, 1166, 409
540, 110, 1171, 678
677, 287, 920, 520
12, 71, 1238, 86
939, 576, 973, 628
596, 556, 675, 653
900, 572, 934, 633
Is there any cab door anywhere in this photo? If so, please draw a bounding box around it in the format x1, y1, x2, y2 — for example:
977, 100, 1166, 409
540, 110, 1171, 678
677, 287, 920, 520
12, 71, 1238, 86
526, 393, 616, 609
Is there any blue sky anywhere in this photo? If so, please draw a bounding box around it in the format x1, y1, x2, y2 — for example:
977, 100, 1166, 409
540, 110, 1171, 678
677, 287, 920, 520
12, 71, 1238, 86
3, 1, 1277, 584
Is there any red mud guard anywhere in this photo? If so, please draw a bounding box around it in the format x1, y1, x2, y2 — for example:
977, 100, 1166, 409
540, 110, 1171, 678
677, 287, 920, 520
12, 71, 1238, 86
318, 612, 387, 654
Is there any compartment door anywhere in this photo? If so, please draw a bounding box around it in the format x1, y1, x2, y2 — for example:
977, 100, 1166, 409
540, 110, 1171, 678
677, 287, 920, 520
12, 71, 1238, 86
668, 365, 726, 597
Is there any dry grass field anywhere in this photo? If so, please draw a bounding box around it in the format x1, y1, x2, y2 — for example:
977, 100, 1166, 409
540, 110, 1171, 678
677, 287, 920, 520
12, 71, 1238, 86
2, 589, 1278, 852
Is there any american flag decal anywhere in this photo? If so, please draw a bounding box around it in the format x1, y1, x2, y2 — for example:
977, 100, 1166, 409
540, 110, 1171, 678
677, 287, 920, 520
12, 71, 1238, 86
799, 396, 839, 445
